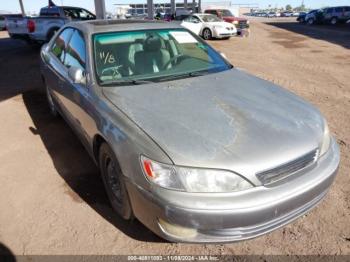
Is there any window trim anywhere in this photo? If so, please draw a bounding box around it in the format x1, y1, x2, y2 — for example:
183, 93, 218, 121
63, 28, 87, 70
50, 27, 75, 65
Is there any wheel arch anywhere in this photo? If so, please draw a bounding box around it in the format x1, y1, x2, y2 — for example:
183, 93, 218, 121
92, 133, 108, 166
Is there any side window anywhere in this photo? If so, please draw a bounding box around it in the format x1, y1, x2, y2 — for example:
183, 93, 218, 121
51, 28, 74, 63
326, 8, 333, 14
335, 7, 343, 12
64, 30, 86, 70
192, 16, 200, 23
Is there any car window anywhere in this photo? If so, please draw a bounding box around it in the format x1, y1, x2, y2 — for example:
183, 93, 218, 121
63, 8, 95, 20
335, 7, 343, 12
93, 29, 232, 86
184, 16, 200, 23
345, 7, 350, 12
51, 28, 74, 63
199, 14, 222, 22
64, 30, 86, 70
326, 8, 333, 14
219, 9, 234, 17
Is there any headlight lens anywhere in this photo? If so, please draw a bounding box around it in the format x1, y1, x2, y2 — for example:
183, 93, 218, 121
141, 156, 253, 193
232, 21, 239, 25
320, 121, 331, 156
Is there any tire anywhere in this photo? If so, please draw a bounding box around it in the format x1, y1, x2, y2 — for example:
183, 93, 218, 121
307, 18, 315, 25
202, 28, 212, 40
44, 79, 58, 117
99, 143, 133, 220
330, 17, 338, 25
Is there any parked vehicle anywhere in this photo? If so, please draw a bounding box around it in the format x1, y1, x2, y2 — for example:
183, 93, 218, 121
267, 12, 277, 18
5, 14, 29, 40
322, 6, 350, 25
297, 11, 313, 23
305, 9, 324, 25
281, 11, 293, 17
40, 20, 340, 243
6, 5, 95, 44
181, 14, 237, 40
204, 8, 249, 34
0, 16, 6, 30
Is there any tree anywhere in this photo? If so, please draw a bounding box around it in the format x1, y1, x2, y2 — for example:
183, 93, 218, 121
286, 4, 292, 11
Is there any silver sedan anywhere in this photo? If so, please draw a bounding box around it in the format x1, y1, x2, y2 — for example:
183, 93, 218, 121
40, 20, 340, 243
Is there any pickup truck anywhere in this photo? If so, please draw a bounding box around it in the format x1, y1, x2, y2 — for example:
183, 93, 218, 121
204, 8, 249, 35
6, 6, 95, 44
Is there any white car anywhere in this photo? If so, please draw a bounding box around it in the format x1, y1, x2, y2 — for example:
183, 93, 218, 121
181, 14, 237, 40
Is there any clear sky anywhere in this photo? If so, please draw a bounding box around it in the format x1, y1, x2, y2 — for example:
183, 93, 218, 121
1, 0, 349, 13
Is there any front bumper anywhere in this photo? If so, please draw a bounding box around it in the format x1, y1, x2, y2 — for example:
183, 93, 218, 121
213, 28, 237, 38
126, 138, 340, 243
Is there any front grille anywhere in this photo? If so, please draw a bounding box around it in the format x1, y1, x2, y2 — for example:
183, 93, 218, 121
256, 149, 318, 185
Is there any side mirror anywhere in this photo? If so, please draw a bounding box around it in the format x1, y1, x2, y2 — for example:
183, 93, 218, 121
41, 44, 50, 63
68, 66, 86, 85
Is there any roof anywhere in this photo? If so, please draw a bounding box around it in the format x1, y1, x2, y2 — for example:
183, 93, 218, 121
70, 19, 183, 35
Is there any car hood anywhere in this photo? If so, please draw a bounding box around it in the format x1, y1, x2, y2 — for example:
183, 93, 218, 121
103, 69, 324, 183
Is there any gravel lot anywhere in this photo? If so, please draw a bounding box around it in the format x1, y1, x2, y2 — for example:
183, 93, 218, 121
0, 18, 349, 255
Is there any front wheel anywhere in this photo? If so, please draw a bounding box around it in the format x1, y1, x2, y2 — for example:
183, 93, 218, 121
307, 18, 315, 25
202, 28, 212, 40
99, 143, 133, 220
330, 17, 338, 25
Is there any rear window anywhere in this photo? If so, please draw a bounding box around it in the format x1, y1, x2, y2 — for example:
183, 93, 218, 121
40, 7, 60, 16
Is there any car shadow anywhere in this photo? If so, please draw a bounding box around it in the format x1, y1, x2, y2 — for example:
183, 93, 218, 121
0, 33, 163, 243
265, 21, 350, 49
0, 242, 16, 262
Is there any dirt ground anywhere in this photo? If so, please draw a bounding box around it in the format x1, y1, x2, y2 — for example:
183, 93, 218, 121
0, 18, 349, 256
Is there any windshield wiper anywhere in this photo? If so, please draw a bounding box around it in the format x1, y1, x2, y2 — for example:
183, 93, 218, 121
158, 71, 210, 82
102, 79, 154, 86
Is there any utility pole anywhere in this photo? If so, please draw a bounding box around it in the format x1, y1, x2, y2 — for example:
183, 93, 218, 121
18, 0, 25, 16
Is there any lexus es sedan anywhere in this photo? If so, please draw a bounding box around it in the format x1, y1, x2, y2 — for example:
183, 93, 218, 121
40, 20, 340, 243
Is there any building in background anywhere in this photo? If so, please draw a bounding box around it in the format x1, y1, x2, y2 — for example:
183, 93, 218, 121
125, 1, 258, 17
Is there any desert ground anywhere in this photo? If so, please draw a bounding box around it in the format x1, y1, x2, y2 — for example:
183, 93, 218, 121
0, 18, 349, 256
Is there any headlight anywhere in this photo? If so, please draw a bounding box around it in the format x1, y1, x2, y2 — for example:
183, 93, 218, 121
232, 21, 239, 25
141, 156, 253, 193
247, 20, 250, 24
320, 121, 331, 156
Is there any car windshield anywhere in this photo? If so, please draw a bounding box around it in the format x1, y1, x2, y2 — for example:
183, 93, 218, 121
219, 10, 234, 17
199, 14, 222, 22
93, 29, 232, 86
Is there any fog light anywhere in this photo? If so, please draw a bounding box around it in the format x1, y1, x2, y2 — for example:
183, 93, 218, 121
158, 218, 198, 239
